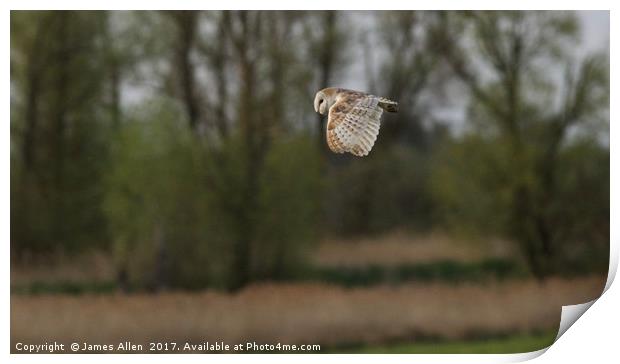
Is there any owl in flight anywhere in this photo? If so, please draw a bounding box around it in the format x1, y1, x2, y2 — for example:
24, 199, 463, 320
314, 87, 398, 157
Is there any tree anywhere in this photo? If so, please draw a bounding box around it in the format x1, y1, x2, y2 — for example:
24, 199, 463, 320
310, 11, 342, 155
432, 11, 609, 278
322, 11, 448, 236
103, 11, 322, 291
11, 11, 112, 256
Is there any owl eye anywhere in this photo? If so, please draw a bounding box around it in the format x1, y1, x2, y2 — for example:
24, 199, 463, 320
319, 99, 324, 105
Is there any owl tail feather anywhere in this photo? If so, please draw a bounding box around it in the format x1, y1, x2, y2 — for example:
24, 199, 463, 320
378, 97, 399, 113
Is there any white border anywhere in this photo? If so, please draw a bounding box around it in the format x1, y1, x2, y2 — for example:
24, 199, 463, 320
0, 0, 617, 10
3, 2, 616, 364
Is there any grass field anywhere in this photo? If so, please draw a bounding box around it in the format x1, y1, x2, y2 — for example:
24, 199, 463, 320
11, 232, 514, 287
10, 233, 606, 353
11, 276, 604, 353
314, 231, 515, 268
343, 331, 556, 354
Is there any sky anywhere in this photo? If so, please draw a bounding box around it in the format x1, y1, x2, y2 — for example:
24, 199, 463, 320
120, 10, 610, 135
415, 11, 610, 134
579, 10, 610, 56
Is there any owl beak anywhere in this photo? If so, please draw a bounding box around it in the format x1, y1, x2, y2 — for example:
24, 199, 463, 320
314, 98, 320, 113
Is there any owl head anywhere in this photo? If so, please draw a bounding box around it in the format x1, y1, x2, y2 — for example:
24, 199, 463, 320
314, 88, 337, 116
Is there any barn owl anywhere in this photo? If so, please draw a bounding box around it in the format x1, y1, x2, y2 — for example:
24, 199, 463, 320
314, 87, 398, 157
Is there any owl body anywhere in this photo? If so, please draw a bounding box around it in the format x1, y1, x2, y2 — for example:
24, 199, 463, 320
314, 87, 398, 157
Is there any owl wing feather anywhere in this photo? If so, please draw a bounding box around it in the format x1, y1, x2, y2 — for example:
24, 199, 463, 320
326, 93, 383, 157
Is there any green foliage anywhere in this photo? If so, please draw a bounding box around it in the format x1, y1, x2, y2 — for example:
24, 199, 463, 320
430, 136, 513, 236
10, 257, 527, 295
103, 99, 322, 290
550, 139, 609, 273
11, 11, 111, 255
103, 99, 216, 289
253, 136, 322, 279
309, 258, 527, 287
430, 11, 609, 278
431, 135, 609, 276
11, 11, 609, 289
340, 330, 556, 354
325, 145, 436, 236
11, 280, 117, 295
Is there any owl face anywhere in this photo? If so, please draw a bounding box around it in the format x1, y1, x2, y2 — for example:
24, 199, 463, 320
314, 91, 333, 116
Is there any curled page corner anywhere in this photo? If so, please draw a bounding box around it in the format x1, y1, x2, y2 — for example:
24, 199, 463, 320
521, 298, 600, 361
496, 296, 602, 362
555, 299, 597, 341
551, 249, 618, 345
522, 254, 618, 361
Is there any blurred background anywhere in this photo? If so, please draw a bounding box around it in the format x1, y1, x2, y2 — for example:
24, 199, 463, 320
10, 10, 609, 353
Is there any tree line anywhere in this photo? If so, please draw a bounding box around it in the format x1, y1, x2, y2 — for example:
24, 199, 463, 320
10, 11, 609, 290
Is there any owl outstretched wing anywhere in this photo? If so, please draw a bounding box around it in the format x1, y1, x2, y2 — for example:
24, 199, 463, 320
326, 93, 384, 157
